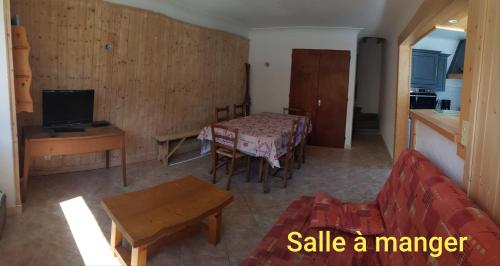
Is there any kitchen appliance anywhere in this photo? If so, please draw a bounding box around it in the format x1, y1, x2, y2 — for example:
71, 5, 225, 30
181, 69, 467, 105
436, 99, 451, 110
410, 89, 437, 109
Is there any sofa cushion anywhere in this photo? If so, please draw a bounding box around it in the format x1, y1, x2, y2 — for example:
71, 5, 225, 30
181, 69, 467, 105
376, 149, 500, 266
240, 196, 382, 266
310, 192, 385, 235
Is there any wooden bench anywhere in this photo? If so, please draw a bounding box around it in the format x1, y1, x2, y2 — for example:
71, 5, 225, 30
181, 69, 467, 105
154, 129, 201, 165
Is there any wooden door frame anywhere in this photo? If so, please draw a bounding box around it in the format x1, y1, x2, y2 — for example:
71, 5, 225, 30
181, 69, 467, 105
2, 0, 22, 215
393, 0, 468, 160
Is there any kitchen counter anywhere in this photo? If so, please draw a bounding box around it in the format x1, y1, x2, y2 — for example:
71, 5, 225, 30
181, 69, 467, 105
410, 109, 460, 143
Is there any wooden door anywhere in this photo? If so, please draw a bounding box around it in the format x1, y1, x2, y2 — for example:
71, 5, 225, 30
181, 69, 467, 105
289, 49, 350, 148
289, 49, 320, 117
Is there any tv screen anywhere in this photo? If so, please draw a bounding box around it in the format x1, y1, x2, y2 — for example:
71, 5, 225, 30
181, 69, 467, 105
42, 90, 94, 128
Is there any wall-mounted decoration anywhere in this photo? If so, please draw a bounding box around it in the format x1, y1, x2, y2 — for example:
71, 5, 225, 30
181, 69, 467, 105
12, 26, 33, 113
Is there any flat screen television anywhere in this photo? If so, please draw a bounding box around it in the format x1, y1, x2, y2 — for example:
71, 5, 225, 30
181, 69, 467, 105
42, 90, 94, 128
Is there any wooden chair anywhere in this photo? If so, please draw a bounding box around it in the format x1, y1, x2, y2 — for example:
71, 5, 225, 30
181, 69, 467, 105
296, 113, 311, 169
233, 104, 246, 118
211, 124, 251, 190
283, 107, 303, 115
215, 106, 230, 122
260, 119, 299, 190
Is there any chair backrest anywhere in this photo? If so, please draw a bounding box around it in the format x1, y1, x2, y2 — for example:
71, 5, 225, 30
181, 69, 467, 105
233, 104, 246, 118
210, 123, 239, 153
287, 119, 299, 154
301, 113, 312, 142
283, 107, 304, 115
215, 106, 230, 122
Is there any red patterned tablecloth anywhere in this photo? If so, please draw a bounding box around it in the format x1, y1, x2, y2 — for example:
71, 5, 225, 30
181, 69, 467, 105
198, 112, 309, 168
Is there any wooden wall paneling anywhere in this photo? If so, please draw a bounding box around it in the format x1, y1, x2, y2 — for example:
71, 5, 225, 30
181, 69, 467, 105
12, 0, 249, 175
465, 0, 500, 225
157, 15, 171, 138
124, 8, 142, 159
457, 0, 477, 159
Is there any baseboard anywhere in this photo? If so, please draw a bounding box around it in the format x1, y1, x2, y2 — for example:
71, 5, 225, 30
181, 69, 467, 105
7, 204, 23, 216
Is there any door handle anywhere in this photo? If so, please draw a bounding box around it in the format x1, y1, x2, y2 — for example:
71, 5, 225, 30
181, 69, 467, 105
318, 99, 321, 107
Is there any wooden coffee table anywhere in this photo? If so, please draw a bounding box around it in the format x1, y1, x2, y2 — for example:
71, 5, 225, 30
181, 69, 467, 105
101, 176, 233, 266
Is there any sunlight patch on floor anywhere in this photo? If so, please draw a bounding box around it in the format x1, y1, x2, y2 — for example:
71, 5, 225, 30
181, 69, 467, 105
60, 196, 120, 266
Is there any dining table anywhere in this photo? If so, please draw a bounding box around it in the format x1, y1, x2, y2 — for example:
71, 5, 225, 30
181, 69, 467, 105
197, 112, 310, 192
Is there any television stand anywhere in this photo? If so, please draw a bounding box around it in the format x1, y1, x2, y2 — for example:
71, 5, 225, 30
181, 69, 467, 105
22, 125, 127, 201
51, 127, 86, 133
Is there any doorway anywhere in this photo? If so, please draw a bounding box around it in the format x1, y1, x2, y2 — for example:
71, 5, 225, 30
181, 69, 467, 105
289, 49, 350, 148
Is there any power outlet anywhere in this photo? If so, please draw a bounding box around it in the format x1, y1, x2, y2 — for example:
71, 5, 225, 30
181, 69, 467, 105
461, 120, 469, 146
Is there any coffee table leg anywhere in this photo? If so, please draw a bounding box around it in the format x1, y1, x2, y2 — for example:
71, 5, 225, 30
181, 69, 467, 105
131, 245, 147, 266
110, 221, 123, 253
207, 211, 222, 245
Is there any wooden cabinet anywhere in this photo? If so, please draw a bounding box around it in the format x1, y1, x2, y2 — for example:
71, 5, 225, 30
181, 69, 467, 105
289, 49, 350, 148
411, 49, 449, 91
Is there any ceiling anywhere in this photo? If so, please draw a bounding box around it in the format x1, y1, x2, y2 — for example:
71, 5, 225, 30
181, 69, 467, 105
427, 28, 467, 41
106, 0, 417, 37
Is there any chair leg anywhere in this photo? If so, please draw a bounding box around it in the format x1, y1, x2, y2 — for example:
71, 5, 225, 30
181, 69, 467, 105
283, 159, 289, 188
246, 157, 251, 182
296, 148, 303, 169
226, 157, 236, 190
258, 158, 264, 183
262, 161, 270, 193
212, 154, 218, 184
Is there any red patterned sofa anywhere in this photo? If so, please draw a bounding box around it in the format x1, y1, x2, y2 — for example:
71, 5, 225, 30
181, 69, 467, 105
240, 149, 500, 266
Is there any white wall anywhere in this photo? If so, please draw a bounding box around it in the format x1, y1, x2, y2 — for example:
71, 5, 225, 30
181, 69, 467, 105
415, 121, 464, 186
0, 1, 19, 210
356, 38, 383, 114
249, 27, 360, 148
378, 0, 424, 158
413, 36, 460, 69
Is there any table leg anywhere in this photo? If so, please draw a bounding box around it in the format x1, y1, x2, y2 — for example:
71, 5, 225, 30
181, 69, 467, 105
207, 211, 222, 245
22, 142, 31, 201
106, 150, 110, 169
121, 139, 127, 186
262, 160, 270, 193
131, 245, 147, 266
110, 221, 123, 252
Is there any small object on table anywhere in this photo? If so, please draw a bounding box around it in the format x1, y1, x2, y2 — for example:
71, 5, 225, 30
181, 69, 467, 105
92, 120, 111, 127
101, 176, 233, 266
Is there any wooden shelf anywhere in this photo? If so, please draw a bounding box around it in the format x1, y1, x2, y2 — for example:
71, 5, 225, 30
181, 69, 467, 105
447, 73, 463, 79
410, 109, 460, 143
12, 26, 33, 113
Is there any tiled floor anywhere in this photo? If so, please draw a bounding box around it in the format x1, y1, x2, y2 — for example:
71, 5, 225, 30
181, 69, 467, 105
0, 134, 392, 266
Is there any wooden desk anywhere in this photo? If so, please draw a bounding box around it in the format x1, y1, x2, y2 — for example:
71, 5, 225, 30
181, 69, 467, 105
22, 125, 127, 197
101, 176, 233, 266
